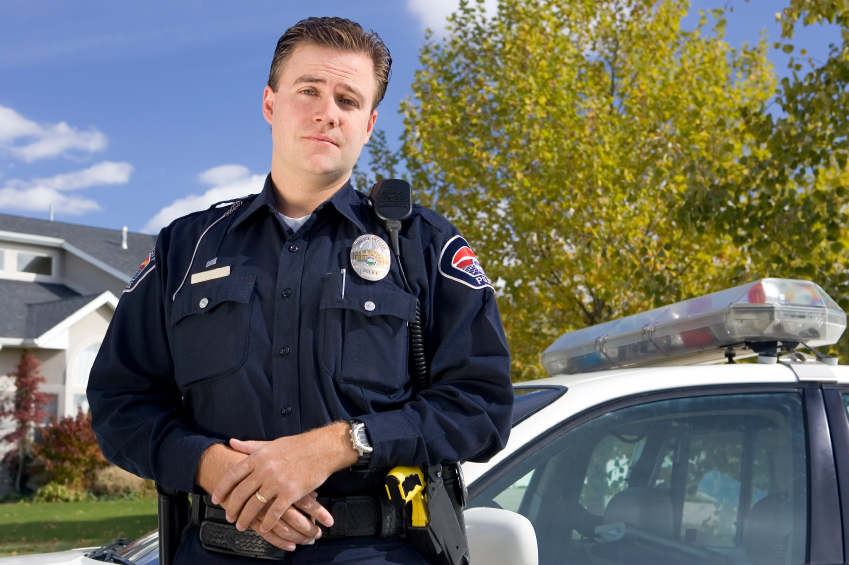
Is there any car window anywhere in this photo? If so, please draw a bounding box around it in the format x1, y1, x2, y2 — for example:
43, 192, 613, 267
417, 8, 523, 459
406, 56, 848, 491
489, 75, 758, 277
469, 392, 808, 565
843, 393, 849, 419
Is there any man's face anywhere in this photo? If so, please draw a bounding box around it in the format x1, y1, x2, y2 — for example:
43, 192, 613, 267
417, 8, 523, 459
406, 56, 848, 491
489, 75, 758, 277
263, 44, 378, 186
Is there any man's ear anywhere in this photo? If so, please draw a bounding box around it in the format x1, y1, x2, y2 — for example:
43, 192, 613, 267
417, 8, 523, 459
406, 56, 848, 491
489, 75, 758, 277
262, 86, 275, 126
364, 110, 378, 143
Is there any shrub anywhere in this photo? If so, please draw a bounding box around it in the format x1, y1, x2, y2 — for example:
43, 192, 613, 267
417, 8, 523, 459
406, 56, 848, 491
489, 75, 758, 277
31, 408, 108, 491
91, 465, 156, 499
32, 481, 94, 503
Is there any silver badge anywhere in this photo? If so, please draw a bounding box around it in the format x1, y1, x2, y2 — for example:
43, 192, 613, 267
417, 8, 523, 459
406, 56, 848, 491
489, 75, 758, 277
350, 235, 391, 281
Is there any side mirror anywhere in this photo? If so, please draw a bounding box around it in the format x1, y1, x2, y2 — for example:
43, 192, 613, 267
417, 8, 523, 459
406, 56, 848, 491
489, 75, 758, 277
464, 507, 538, 565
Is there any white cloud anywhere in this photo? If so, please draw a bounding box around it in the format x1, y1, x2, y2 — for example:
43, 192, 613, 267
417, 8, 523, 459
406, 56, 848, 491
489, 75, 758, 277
406, 0, 498, 33
0, 161, 133, 215
198, 164, 252, 186
141, 164, 264, 234
0, 104, 107, 162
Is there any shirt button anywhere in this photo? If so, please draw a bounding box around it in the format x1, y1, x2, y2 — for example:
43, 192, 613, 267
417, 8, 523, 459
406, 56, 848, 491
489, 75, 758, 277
282, 288, 293, 298
288, 244, 299, 253
199, 298, 209, 309
279, 346, 290, 356
364, 301, 376, 312
281, 405, 293, 416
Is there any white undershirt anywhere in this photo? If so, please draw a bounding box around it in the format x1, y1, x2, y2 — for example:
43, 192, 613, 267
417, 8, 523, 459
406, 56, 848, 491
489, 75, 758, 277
277, 211, 310, 232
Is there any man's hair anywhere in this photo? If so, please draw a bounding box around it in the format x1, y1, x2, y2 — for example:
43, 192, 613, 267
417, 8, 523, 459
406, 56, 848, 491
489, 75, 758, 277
268, 17, 392, 111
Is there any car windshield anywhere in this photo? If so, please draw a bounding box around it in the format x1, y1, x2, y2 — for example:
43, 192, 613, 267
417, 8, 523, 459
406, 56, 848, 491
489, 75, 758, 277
85, 530, 159, 564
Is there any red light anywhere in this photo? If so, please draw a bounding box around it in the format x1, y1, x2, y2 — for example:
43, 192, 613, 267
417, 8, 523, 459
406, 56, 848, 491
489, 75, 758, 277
747, 283, 767, 304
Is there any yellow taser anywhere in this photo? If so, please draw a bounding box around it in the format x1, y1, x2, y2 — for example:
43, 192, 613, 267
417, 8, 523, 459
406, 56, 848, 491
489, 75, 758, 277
385, 466, 429, 527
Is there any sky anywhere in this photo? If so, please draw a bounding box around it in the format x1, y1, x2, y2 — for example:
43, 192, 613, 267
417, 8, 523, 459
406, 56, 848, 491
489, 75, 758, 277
0, 0, 843, 235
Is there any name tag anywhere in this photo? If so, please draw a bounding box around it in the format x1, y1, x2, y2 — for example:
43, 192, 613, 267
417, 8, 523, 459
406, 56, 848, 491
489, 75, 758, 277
191, 266, 230, 284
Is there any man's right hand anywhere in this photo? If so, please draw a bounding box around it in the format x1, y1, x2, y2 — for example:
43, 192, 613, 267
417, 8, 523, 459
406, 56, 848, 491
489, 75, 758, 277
195, 443, 326, 551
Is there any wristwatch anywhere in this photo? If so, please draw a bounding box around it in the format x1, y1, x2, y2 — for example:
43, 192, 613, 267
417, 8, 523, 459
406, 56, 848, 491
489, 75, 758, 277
348, 420, 373, 469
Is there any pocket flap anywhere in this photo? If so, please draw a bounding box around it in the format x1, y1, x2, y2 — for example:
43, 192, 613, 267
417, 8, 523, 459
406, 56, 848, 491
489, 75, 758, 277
320, 272, 417, 322
171, 274, 256, 326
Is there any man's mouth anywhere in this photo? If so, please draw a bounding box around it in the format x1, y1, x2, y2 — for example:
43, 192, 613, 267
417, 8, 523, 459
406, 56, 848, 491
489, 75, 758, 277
305, 135, 337, 146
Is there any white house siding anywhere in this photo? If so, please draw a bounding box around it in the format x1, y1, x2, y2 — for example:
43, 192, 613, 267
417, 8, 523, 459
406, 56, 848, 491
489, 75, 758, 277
65, 252, 128, 297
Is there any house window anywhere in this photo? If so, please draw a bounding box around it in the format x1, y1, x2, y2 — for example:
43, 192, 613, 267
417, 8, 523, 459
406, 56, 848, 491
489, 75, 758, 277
42, 393, 58, 423
17, 252, 53, 275
73, 394, 89, 414
72, 342, 101, 387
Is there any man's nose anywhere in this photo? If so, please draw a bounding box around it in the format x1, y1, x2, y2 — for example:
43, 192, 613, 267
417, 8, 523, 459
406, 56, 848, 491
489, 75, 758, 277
313, 96, 339, 126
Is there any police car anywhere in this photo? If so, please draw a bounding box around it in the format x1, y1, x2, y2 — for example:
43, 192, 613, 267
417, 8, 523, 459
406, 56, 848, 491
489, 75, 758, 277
4, 278, 848, 565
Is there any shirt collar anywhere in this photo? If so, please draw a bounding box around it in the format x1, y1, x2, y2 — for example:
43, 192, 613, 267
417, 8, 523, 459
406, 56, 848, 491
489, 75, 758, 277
228, 173, 367, 234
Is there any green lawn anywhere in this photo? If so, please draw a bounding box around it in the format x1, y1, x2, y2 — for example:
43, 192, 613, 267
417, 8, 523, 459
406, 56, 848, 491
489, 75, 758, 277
0, 498, 158, 557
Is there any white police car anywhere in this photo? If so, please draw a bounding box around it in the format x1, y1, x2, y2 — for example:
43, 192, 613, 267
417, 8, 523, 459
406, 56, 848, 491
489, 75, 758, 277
5, 278, 848, 565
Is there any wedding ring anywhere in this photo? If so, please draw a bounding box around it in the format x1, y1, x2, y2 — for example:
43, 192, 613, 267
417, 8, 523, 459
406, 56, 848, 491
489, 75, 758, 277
255, 491, 268, 504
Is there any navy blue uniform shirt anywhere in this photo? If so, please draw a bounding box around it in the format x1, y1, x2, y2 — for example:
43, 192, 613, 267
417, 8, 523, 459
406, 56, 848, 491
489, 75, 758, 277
88, 175, 513, 497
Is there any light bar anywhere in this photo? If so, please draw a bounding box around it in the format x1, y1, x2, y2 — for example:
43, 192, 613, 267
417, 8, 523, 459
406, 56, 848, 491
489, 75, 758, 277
541, 279, 846, 376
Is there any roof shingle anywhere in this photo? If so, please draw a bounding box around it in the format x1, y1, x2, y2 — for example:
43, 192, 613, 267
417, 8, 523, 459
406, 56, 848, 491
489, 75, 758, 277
0, 214, 157, 278
0, 279, 92, 339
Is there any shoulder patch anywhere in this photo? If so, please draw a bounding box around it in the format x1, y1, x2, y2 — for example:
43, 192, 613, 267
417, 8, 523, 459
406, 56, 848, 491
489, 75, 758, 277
124, 248, 156, 293
438, 235, 492, 290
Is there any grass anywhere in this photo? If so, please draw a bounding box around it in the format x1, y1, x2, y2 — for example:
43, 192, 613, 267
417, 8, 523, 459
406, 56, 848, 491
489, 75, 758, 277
0, 498, 158, 557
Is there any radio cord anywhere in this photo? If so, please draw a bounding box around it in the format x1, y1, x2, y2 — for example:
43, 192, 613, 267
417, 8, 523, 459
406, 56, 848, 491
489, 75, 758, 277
385, 220, 430, 391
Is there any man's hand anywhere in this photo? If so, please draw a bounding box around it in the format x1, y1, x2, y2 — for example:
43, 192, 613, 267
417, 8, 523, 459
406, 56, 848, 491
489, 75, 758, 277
210, 422, 359, 536
196, 444, 331, 551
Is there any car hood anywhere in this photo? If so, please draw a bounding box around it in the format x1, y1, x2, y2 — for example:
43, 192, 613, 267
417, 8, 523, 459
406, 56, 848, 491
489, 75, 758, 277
0, 549, 97, 564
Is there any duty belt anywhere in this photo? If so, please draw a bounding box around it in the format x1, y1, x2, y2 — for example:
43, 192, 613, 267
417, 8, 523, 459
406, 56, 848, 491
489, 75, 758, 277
191, 494, 404, 560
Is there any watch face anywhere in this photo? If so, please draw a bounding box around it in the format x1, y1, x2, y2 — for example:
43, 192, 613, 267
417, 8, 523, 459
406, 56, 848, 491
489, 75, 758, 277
356, 426, 371, 448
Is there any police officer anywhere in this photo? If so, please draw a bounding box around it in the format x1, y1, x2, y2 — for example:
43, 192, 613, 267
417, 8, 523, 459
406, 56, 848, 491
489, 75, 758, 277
88, 17, 513, 564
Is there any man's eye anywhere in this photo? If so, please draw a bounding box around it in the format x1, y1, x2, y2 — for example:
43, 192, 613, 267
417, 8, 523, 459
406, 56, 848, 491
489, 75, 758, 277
341, 98, 358, 107
301, 89, 316, 96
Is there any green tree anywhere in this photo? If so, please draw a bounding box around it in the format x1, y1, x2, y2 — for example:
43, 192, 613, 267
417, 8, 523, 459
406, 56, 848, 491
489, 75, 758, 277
674, 0, 849, 359
400, 0, 776, 380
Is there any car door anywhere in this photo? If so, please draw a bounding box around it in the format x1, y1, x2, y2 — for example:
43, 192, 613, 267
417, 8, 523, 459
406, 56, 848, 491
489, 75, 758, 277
468, 384, 843, 565
823, 385, 849, 565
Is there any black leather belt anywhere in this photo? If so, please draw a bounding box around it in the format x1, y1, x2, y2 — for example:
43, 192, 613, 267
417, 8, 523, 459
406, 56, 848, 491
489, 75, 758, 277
191, 493, 404, 560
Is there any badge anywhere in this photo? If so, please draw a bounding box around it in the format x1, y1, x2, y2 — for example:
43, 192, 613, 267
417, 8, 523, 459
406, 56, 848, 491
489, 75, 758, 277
350, 235, 391, 281
124, 248, 156, 293
438, 235, 492, 290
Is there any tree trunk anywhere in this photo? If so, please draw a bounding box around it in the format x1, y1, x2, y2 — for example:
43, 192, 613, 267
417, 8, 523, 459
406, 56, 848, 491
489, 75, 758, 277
15, 436, 25, 492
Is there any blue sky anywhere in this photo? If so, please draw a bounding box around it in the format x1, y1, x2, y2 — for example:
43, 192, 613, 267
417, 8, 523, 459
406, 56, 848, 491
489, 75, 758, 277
0, 0, 842, 235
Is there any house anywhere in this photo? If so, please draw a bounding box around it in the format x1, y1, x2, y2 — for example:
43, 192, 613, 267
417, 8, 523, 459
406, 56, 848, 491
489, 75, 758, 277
0, 213, 157, 422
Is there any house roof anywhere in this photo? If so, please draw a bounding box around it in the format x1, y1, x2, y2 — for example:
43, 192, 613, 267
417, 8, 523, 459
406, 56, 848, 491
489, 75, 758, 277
0, 279, 104, 340
0, 214, 157, 278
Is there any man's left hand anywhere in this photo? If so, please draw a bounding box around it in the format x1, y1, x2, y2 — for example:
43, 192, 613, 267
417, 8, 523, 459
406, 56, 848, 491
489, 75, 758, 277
211, 421, 359, 535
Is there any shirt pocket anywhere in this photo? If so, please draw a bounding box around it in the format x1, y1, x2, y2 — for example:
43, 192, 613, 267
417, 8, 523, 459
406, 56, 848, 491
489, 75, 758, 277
170, 274, 256, 388
319, 272, 417, 395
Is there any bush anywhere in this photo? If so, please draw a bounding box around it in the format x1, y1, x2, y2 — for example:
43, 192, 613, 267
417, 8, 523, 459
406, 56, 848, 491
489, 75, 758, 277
31, 408, 108, 491
91, 465, 156, 499
32, 481, 94, 503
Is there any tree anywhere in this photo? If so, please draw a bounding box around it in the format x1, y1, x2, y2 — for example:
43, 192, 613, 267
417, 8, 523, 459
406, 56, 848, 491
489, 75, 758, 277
1, 351, 48, 492
400, 0, 776, 380
666, 0, 849, 360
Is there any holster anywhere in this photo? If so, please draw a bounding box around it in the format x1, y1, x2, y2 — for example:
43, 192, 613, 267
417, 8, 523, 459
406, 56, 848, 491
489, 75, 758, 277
406, 465, 470, 565
157, 484, 190, 565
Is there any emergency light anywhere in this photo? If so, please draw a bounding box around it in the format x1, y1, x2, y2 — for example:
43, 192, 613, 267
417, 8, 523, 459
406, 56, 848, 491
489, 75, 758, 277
541, 279, 847, 376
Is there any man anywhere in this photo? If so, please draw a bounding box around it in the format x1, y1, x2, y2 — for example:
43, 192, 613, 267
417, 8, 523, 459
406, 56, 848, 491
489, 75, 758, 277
88, 17, 513, 564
